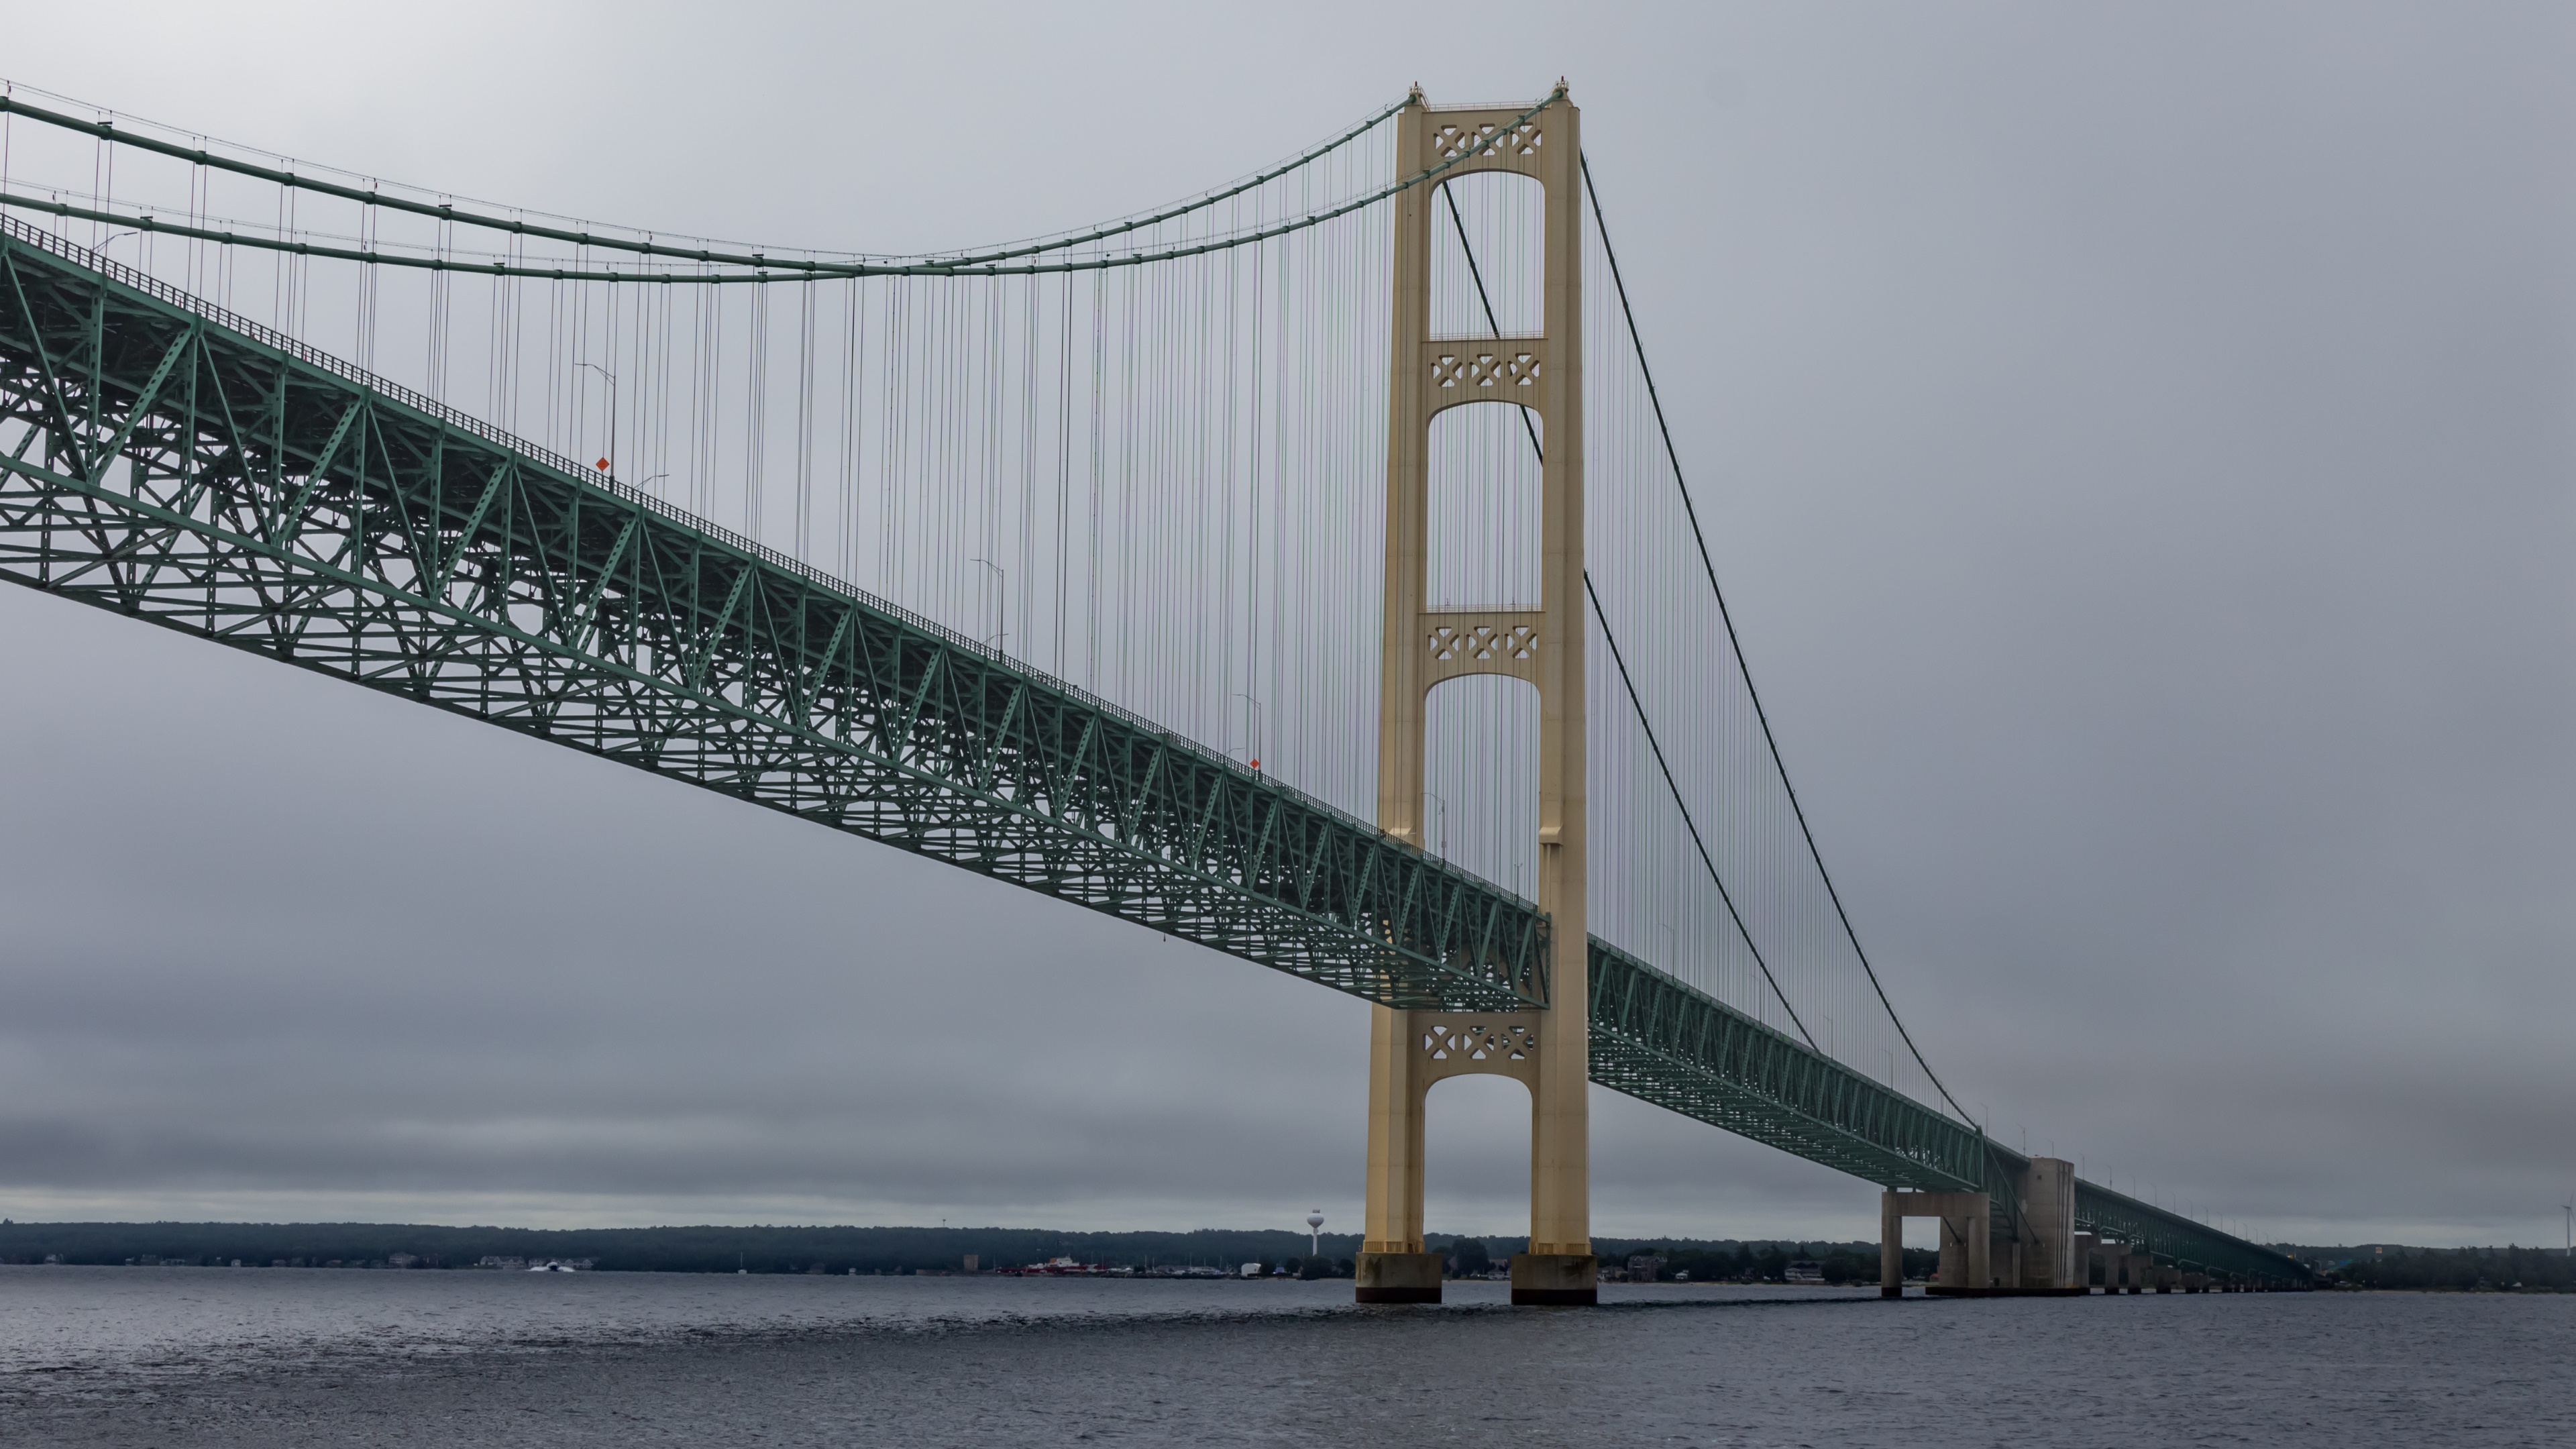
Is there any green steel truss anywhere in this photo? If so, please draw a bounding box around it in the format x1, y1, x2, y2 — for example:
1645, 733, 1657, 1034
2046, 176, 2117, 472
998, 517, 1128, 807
1589, 938, 1990, 1189
0, 219, 2305, 1286
0, 218, 1545, 1014
1589, 941, 2304, 1281
2070, 1179, 2309, 1283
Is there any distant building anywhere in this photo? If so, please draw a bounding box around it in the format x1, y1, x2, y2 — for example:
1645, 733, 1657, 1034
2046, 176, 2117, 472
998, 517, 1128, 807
1628, 1254, 1665, 1283
1785, 1259, 1825, 1284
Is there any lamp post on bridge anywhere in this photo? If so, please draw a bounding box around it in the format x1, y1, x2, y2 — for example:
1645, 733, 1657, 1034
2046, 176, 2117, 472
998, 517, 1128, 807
1234, 692, 1263, 772
576, 362, 616, 480
969, 558, 1006, 652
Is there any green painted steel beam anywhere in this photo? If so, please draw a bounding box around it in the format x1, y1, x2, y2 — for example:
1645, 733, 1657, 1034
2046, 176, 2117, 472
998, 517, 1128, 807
1587, 939, 1991, 1191
2072, 1179, 2310, 1284
0, 217, 1547, 1015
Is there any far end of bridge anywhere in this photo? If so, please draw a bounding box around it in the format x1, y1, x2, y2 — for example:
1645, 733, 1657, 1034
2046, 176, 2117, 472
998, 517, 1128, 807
1881, 1159, 2312, 1297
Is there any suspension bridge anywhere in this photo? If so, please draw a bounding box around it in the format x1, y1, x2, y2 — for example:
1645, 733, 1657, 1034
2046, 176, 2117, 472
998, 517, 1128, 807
0, 79, 2308, 1299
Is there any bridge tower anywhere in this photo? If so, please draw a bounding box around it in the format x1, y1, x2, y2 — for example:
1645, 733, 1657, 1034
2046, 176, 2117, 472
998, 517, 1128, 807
1356, 83, 1593, 1306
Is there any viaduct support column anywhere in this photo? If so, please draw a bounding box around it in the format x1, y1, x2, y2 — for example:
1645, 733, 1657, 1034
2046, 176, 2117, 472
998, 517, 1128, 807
1880, 1192, 1904, 1297
1886, 1191, 1992, 1296
1356, 83, 1591, 1308
1940, 1204, 1992, 1293
1355, 1004, 1440, 1303
2011, 1157, 2080, 1293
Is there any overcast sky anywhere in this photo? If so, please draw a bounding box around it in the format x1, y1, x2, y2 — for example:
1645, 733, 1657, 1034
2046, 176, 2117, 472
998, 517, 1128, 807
0, 1, 2568, 1248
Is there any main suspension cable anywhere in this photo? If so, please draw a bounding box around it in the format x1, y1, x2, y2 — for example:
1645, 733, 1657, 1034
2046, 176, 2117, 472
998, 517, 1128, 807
1578, 151, 1979, 1130
0, 91, 1560, 282
0, 89, 1410, 274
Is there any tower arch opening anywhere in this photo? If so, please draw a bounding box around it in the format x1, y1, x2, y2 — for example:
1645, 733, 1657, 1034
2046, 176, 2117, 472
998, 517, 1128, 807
1423, 1072, 1536, 1267
1422, 674, 1540, 896
1426, 403, 1544, 612
1430, 172, 1547, 338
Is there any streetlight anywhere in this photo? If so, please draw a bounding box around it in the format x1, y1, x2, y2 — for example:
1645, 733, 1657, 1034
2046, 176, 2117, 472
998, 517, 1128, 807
969, 557, 1006, 651
1423, 790, 1449, 861
576, 362, 616, 479
1233, 692, 1263, 771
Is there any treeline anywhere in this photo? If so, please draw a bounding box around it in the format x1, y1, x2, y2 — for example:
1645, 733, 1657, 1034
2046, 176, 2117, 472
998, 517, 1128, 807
0, 1222, 1937, 1278
0, 1222, 1371, 1274
2292, 1244, 2575, 1291
1590, 1238, 1936, 1284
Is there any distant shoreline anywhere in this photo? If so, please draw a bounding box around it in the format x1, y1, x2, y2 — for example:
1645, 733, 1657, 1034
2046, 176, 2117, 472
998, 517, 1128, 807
1, 1221, 2559, 1289
0, 1221, 1903, 1282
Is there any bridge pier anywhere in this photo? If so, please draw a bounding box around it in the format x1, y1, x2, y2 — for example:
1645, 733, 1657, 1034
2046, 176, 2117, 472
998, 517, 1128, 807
1355, 1004, 1444, 1304
1880, 1190, 1904, 1297
1938, 1199, 1993, 1295
1357, 83, 1593, 1309
1883, 1158, 2081, 1296
2009, 1157, 2083, 1293
2079, 1234, 2147, 1293
1882, 1190, 1989, 1294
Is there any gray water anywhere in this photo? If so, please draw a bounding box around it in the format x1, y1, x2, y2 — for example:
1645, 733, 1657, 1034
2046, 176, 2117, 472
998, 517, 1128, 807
1, 1266, 2567, 1446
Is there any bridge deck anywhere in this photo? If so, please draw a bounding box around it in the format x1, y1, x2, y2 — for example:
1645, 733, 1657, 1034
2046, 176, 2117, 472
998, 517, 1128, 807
0, 219, 2304, 1285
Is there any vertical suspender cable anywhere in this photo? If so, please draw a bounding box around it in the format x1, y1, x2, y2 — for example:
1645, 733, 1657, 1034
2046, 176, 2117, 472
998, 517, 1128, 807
1439, 180, 1815, 1046
1578, 152, 1980, 1132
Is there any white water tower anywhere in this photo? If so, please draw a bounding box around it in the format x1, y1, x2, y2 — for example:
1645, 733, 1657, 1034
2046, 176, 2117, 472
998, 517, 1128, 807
1307, 1210, 1325, 1257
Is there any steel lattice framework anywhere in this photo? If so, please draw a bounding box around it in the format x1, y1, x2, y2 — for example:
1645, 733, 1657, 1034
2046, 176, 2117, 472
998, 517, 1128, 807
1589, 939, 2306, 1281
0, 218, 1548, 1014
0, 219, 2306, 1286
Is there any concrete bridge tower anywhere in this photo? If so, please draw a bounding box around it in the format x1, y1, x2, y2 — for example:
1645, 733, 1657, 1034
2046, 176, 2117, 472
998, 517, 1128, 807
1356, 83, 1593, 1306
